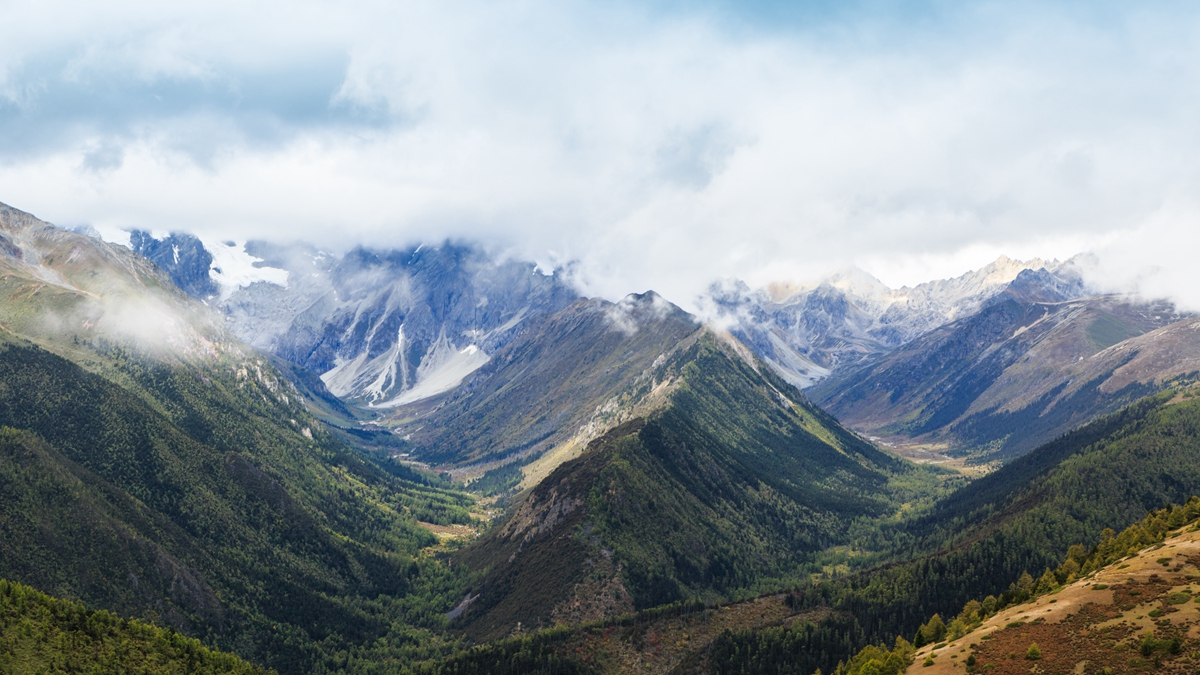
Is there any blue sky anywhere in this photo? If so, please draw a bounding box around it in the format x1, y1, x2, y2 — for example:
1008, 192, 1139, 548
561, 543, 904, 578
2, 0, 1200, 306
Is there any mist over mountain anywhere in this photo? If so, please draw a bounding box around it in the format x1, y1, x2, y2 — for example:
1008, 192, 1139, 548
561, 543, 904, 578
131, 231, 580, 407
811, 275, 1194, 461
701, 255, 1088, 388
127, 228, 1102, 402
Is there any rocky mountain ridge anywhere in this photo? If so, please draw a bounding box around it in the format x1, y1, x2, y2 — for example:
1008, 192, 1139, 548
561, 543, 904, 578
387, 291, 700, 481
703, 255, 1087, 388
449, 328, 921, 641
124, 228, 1102, 416
129, 231, 580, 407
811, 278, 1195, 461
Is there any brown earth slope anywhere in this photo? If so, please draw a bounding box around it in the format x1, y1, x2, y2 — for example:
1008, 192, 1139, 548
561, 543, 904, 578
911, 526, 1200, 675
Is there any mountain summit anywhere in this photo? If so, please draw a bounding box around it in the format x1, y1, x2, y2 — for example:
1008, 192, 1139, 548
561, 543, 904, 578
130, 231, 580, 406
703, 256, 1086, 388
450, 325, 917, 640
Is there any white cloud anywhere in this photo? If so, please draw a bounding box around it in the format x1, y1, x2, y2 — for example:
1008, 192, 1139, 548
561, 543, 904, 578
1082, 196, 1200, 312
3, 1, 1200, 311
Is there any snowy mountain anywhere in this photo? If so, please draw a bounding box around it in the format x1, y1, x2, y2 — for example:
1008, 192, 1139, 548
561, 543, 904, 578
128, 230, 220, 300
130, 226, 1093, 405
131, 232, 580, 406
703, 255, 1088, 388
809, 276, 1191, 461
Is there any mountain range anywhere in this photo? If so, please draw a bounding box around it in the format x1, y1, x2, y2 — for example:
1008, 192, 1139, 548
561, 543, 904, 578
128, 225, 1200, 468
129, 228, 1084, 402
130, 232, 579, 408
704, 255, 1086, 388
811, 274, 1197, 461
7, 197, 1200, 675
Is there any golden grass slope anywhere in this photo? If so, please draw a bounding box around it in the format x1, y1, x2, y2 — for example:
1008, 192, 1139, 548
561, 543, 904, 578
910, 526, 1200, 675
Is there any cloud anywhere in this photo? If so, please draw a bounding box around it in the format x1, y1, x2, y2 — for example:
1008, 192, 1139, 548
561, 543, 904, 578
1080, 196, 1200, 312
0, 5, 367, 164
79, 142, 124, 173
3, 1, 1200, 311
605, 291, 677, 335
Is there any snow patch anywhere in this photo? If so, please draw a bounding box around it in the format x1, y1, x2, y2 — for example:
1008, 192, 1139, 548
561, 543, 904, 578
321, 353, 373, 398
85, 225, 133, 248
205, 239, 289, 300
362, 326, 411, 400
320, 319, 493, 407
374, 339, 490, 408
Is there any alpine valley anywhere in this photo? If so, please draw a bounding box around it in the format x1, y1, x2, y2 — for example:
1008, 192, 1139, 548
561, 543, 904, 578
5, 198, 1200, 675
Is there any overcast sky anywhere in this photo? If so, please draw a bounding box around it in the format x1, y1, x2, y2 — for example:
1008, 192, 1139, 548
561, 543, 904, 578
3, 0, 1200, 307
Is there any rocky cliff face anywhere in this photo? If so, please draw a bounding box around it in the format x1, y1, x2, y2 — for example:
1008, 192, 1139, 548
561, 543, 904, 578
391, 291, 700, 471
256, 243, 579, 406
128, 228, 1095, 408
129, 231, 219, 300
129, 232, 580, 406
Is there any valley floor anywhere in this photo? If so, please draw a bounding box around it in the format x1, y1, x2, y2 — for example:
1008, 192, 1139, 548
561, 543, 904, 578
871, 437, 998, 478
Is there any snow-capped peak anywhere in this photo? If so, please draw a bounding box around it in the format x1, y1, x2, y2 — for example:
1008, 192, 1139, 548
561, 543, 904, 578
205, 239, 289, 301
703, 254, 1082, 389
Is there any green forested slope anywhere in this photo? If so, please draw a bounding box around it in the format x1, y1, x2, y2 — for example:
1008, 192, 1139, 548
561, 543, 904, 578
0, 204, 496, 672
0, 578, 268, 674
0, 339, 475, 673
424, 391, 1200, 674
452, 332, 949, 642
732, 391, 1200, 673
0, 425, 217, 632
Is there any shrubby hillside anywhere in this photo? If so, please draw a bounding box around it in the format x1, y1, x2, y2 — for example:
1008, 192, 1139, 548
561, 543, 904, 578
0, 578, 269, 674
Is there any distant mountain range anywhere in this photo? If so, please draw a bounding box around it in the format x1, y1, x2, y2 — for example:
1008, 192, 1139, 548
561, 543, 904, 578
811, 275, 1196, 461
128, 228, 1082, 397
129, 232, 580, 408
121, 227, 1200, 468
704, 255, 1087, 388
